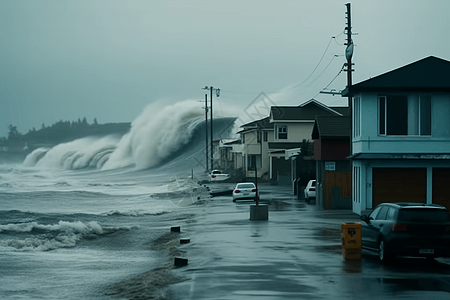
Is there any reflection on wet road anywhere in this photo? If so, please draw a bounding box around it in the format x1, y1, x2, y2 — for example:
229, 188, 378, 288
171, 184, 450, 300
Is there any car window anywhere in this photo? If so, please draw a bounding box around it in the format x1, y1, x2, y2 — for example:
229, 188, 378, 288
312, 181, 316, 187
386, 207, 396, 220
398, 208, 450, 222
237, 184, 255, 189
376, 206, 390, 220
369, 206, 382, 220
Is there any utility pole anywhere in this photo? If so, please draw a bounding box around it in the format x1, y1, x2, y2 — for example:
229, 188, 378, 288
204, 93, 209, 172
210, 87, 214, 171
202, 86, 220, 171
345, 2, 354, 116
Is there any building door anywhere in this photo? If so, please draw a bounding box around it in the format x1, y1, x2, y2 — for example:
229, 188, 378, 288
372, 168, 426, 207
433, 168, 450, 210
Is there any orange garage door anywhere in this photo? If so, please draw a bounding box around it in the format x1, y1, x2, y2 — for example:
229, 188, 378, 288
433, 168, 450, 210
372, 168, 427, 207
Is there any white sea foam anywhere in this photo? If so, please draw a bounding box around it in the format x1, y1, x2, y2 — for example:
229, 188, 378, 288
102, 100, 203, 170
1, 220, 139, 251
29, 136, 118, 170
0, 220, 104, 234
22, 100, 205, 171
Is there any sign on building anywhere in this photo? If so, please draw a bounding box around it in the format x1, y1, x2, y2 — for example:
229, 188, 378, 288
325, 162, 336, 171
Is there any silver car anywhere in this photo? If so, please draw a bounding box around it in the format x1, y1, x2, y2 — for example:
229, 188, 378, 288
232, 182, 257, 202
209, 170, 230, 182
304, 180, 316, 203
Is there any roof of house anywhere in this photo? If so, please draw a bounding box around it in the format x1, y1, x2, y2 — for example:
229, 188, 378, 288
312, 116, 351, 139
343, 56, 450, 96
270, 99, 344, 121
240, 116, 273, 129
328, 106, 350, 116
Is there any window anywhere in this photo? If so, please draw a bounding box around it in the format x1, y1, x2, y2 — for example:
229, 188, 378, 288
379, 95, 431, 136
247, 155, 261, 170
278, 125, 287, 139
353, 97, 361, 137
248, 155, 256, 170
369, 206, 382, 220
376, 206, 390, 220
353, 166, 360, 204
386, 208, 396, 220
398, 209, 450, 222
263, 131, 268, 142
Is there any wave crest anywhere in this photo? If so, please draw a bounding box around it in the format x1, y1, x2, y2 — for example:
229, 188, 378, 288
1, 220, 138, 251
23, 100, 205, 170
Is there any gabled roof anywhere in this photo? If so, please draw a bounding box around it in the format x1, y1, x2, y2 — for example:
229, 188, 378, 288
240, 116, 273, 129
343, 56, 450, 96
328, 106, 350, 116
312, 116, 351, 140
270, 99, 344, 122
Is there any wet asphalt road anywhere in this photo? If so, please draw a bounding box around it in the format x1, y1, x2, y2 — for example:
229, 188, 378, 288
170, 183, 450, 300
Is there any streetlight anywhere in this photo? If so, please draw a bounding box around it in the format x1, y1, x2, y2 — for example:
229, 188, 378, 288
202, 86, 220, 171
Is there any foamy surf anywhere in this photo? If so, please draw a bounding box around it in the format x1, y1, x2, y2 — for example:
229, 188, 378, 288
1, 220, 139, 251
23, 100, 209, 171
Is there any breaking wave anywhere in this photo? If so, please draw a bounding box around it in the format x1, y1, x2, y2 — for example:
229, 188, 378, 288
0, 220, 138, 251
22, 100, 218, 171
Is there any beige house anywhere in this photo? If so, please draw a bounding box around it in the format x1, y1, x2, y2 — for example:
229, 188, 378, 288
231, 99, 347, 184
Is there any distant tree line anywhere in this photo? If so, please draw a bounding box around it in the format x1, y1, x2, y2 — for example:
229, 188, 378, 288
1, 117, 131, 152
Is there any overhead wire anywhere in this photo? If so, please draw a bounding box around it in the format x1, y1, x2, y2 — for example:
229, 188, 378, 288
323, 64, 345, 91
286, 36, 334, 91
309, 54, 339, 85
211, 32, 347, 99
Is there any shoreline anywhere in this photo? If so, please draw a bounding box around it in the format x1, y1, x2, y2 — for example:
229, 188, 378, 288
106, 181, 209, 299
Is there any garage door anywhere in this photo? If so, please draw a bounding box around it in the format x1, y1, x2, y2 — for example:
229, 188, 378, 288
372, 168, 426, 207
433, 168, 450, 210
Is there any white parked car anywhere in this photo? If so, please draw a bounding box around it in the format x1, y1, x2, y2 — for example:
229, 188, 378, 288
304, 180, 316, 203
209, 170, 230, 182
232, 182, 257, 202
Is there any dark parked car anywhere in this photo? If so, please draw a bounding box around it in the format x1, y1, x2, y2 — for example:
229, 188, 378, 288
360, 202, 450, 262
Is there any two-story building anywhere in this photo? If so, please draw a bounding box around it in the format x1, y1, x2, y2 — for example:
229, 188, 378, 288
343, 56, 450, 214
236, 117, 273, 180
269, 99, 347, 184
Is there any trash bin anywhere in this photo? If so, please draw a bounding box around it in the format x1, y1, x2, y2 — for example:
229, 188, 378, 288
341, 222, 362, 261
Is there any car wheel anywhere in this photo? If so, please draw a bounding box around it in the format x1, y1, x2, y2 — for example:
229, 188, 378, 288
305, 196, 310, 203
378, 239, 394, 263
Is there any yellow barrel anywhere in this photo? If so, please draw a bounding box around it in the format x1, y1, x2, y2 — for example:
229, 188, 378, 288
341, 222, 362, 261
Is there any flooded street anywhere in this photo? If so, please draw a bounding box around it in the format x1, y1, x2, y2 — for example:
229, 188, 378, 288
169, 184, 450, 299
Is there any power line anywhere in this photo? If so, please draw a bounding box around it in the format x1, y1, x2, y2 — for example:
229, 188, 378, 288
309, 54, 339, 85
323, 64, 345, 91
287, 37, 334, 90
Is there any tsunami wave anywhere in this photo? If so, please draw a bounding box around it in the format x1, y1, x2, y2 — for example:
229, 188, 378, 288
23, 100, 233, 171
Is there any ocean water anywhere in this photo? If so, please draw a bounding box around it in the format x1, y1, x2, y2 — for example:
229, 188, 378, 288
0, 101, 236, 299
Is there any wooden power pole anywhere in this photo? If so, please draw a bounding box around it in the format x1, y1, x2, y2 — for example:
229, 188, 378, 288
345, 3, 354, 116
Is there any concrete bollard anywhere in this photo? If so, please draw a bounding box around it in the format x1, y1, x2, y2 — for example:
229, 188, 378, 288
180, 238, 190, 244
174, 257, 188, 267
250, 204, 269, 221
170, 226, 181, 232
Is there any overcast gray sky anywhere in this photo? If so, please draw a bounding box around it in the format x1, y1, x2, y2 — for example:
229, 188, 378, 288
1, 0, 449, 135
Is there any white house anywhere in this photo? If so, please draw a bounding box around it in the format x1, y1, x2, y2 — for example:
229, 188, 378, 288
235, 117, 273, 180
343, 56, 450, 215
